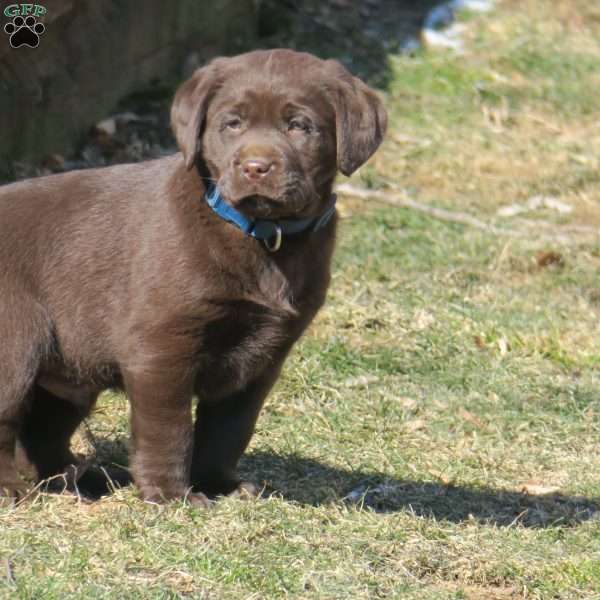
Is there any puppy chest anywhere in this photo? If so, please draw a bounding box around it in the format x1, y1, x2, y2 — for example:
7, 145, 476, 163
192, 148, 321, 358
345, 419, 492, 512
196, 303, 298, 398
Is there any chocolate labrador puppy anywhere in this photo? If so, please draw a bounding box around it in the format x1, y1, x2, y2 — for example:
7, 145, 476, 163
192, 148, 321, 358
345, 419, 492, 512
0, 49, 386, 505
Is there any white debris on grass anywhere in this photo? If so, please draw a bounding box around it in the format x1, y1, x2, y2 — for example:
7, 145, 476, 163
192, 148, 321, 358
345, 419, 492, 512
422, 24, 467, 52
421, 0, 495, 52
344, 482, 399, 504
451, 0, 495, 13
342, 374, 380, 389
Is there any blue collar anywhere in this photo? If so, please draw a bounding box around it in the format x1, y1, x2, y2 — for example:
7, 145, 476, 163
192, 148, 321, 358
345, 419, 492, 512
205, 184, 336, 252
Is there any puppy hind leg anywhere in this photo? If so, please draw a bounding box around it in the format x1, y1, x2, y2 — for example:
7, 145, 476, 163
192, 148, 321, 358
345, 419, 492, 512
0, 401, 28, 501
0, 352, 45, 500
18, 386, 93, 482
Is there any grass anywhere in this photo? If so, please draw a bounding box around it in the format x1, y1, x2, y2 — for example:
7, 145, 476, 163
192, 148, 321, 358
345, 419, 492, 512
2, 0, 600, 598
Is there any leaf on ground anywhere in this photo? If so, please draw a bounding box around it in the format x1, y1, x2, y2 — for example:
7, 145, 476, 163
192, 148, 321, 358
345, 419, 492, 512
474, 335, 487, 349
458, 408, 486, 429
536, 251, 564, 268
497, 336, 510, 356
429, 469, 452, 486
342, 374, 380, 388
520, 482, 561, 496
400, 397, 418, 410
404, 418, 428, 432
413, 309, 435, 331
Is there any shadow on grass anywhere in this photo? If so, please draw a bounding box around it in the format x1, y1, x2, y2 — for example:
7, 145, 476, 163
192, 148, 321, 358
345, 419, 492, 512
68, 446, 598, 529
240, 451, 599, 529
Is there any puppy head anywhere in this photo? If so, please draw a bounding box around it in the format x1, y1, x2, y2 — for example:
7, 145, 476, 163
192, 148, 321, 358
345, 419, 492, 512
171, 49, 387, 219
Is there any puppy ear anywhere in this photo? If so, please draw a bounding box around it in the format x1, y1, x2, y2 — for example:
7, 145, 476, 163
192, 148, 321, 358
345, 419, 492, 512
170, 60, 223, 170
325, 61, 388, 177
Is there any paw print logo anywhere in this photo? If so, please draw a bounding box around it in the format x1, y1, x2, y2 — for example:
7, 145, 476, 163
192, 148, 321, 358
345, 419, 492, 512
4, 15, 45, 48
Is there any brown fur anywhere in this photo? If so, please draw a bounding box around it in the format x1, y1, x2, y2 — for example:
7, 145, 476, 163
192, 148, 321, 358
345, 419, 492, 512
0, 49, 386, 505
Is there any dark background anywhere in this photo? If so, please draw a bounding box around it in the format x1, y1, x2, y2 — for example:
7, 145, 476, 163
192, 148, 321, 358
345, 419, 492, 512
0, 0, 439, 180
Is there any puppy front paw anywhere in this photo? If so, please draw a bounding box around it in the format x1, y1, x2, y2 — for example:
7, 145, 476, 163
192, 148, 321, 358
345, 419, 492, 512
139, 484, 213, 509
227, 480, 261, 500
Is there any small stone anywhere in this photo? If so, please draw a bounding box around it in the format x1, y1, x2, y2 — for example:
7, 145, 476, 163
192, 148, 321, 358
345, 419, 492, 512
95, 117, 117, 137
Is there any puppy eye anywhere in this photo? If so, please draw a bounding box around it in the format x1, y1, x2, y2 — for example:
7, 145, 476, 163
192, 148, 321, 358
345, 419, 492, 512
288, 119, 312, 133
224, 117, 242, 130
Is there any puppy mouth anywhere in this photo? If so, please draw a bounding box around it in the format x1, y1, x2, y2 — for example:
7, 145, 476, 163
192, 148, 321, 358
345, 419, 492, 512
217, 174, 312, 219
234, 194, 282, 218
226, 192, 309, 220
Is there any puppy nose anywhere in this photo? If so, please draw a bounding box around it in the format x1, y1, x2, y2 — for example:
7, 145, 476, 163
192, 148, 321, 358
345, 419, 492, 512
242, 158, 273, 181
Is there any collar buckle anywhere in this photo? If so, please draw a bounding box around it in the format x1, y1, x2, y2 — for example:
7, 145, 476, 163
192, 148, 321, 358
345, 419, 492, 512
263, 224, 282, 252
204, 184, 335, 250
